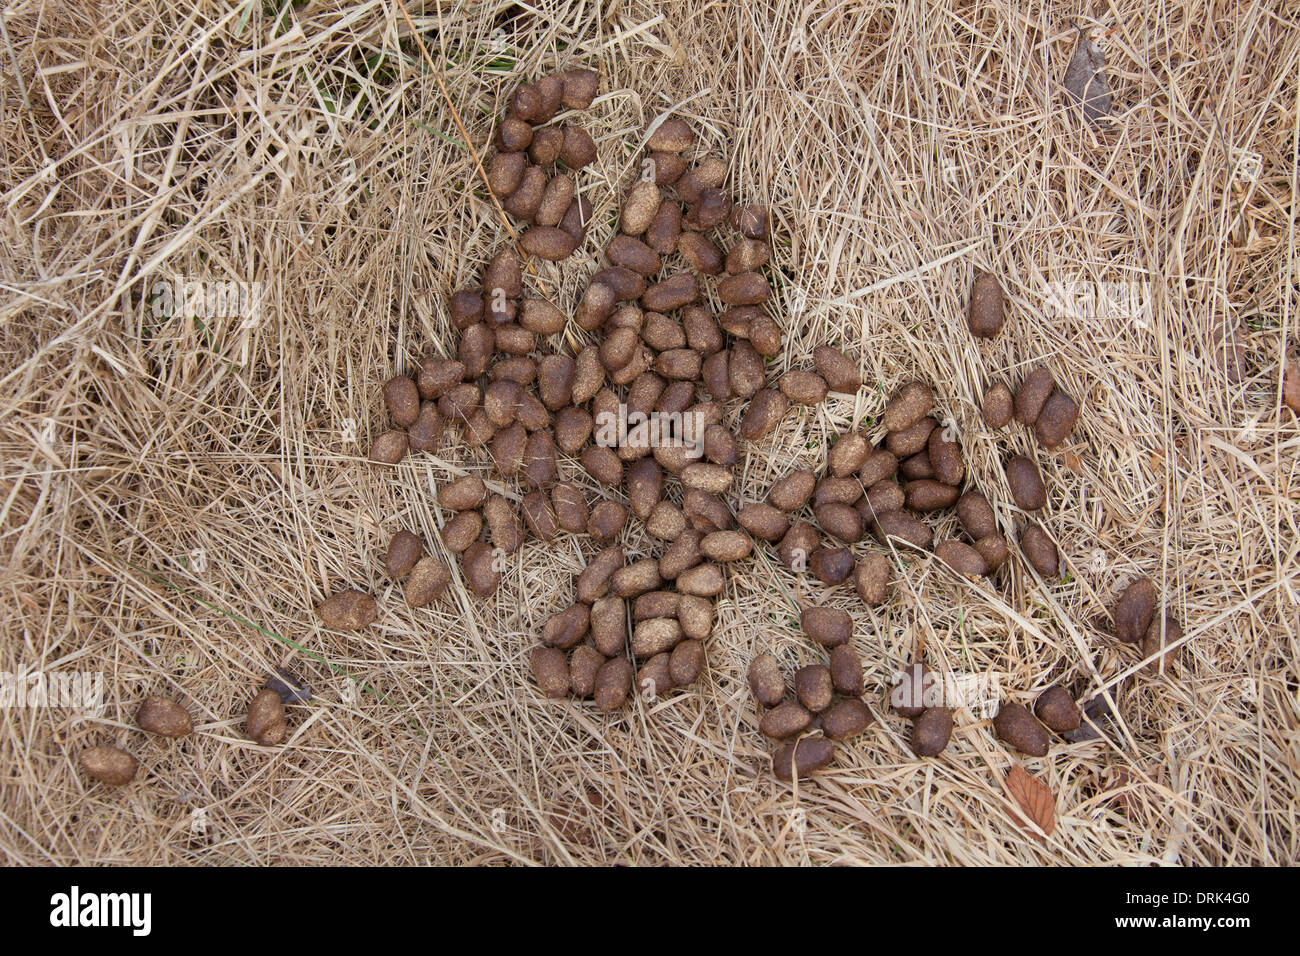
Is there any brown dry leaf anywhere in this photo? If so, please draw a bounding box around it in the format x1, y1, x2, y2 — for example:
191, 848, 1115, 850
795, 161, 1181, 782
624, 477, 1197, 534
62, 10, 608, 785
547, 812, 595, 847
265, 664, 312, 704
1212, 316, 1250, 384
1101, 766, 1145, 821
1062, 450, 1082, 473
1005, 765, 1056, 839
1063, 28, 1112, 125
1062, 678, 1125, 742
1283, 353, 1300, 414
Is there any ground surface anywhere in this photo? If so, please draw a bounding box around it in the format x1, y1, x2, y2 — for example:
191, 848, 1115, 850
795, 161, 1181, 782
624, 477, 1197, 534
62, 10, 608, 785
1, 0, 1297, 865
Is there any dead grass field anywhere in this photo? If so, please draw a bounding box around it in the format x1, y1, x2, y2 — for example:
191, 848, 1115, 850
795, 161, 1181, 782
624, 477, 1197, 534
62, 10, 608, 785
1, 0, 1297, 865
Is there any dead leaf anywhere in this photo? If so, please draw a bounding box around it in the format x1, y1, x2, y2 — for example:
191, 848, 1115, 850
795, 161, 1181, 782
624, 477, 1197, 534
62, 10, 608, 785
1063, 450, 1082, 473
1212, 317, 1249, 385
1062, 680, 1123, 743
1282, 353, 1300, 414
547, 812, 594, 847
1005, 764, 1056, 839
265, 665, 312, 704
1063, 29, 1112, 125
1101, 765, 1145, 820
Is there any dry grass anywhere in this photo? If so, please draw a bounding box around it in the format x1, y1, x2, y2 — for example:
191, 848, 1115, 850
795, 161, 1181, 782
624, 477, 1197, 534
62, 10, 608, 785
0, 0, 1296, 865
